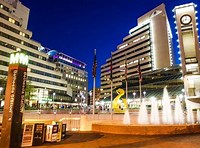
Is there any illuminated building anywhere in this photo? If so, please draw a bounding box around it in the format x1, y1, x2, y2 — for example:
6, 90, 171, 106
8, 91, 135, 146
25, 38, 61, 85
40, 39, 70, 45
173, 3, 200, 75
173, 3, 200, 106
101, 4, 174, 99
88, 88, 101, 105
46, 49, 88, 103
0, 0, 88, 107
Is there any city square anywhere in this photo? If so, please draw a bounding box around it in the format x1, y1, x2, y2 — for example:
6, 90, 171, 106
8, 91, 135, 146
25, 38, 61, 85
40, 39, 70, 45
0, 0, 200, 147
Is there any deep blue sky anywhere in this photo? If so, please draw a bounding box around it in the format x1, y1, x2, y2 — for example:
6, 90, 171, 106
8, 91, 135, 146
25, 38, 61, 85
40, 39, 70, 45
20, 0, 199, 90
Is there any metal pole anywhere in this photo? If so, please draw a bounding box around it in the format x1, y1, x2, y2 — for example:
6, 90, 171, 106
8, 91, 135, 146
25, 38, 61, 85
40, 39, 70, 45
139, 80, 142, 103
126, 80, 128, 102
53, 92, 55, 109
111, 81, 113, 120
92, 77, 96, 119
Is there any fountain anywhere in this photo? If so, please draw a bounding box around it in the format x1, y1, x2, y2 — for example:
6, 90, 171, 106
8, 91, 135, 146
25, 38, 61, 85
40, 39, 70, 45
186, 106, 194, 124
150, 98, 160, 124
138, 101, 149, 124
92, 87, 200, 135
174, 96, 184, 124
123, 110, 131, 125
162, 86, 173, 124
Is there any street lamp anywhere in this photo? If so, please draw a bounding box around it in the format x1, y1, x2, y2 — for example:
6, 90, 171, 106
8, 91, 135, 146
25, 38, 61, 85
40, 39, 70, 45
0, 87, 3, 106
0, 87, 3, 95
60, 99, 62, 108
53, 92, 56, 109
143, 91, 146, 98
133, 92, 136, 99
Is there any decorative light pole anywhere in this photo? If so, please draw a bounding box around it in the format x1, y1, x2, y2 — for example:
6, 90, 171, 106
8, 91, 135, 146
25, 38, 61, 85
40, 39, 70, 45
143, 91, 146, 98
53, 92, 56, 109
0, 87, 3, 95
133, 92, 136, 99
0, 87, 3, 106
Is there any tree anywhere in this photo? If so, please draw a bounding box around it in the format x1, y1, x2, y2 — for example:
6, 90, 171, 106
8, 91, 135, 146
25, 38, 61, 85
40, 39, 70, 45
25, 81, 36, 107
0, 76, 7, 100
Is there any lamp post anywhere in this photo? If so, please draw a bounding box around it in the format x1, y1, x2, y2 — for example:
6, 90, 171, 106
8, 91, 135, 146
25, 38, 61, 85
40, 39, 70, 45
53, 92, 55, 109
0, 87, 3, 107
60, 99, 62, 108
143, 91, 146, 98
133, 92, 136, 99
0, 87, 3, 94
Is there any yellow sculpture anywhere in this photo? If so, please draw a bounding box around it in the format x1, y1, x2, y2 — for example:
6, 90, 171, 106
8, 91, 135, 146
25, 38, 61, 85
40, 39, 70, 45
112, 88, 128, 113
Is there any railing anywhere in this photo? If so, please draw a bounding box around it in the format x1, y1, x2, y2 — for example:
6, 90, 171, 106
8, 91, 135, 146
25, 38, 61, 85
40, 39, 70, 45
59, 118, 80, 131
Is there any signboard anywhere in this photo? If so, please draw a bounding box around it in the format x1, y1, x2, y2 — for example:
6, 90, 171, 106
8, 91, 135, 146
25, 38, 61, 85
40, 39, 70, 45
56, 122, 62, 142
10, 52, 28, 66
52, 125, 58, 142
0, 52, 28, 148
32, 123, 45, 146
61, 124, 66, 139
45, 125, 58, 142
21, 123, 35, 147
45, 125, 53, 142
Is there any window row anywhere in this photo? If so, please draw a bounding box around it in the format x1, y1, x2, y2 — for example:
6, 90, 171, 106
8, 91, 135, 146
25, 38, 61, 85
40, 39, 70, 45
28, 76, 66, 87
0, 60, 8, 66
0, 69, 7, 76
0, 3, 9, 12
0, 41, 46, 60
29, 60, 54, 71
0, 22, 30, 38
0, 12, 20, 26
31, 69, 61, 79
0, 31, 38, 50
113, 38, 150, 57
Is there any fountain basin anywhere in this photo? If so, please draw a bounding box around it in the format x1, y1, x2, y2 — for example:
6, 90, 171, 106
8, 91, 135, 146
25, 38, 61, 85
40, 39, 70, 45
92, 123, 200, 135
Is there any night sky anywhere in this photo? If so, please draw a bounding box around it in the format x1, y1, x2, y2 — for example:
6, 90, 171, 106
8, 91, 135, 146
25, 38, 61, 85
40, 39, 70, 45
19, 0, 199, 90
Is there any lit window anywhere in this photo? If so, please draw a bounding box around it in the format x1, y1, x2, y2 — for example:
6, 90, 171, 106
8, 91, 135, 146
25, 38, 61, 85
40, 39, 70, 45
0, 5, 3, 9
9, 18, 12, 22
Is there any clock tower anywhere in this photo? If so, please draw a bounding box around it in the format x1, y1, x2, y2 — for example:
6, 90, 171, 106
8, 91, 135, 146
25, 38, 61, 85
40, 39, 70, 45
174, 3, 200, 75
174, 3, 200, 109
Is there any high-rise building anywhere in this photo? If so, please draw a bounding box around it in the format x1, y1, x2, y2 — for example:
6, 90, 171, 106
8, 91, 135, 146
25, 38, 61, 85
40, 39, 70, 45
48, 50, 88, 103
0, 0, 88, 107
88, 88, 101, 105
101, 4, 173, 99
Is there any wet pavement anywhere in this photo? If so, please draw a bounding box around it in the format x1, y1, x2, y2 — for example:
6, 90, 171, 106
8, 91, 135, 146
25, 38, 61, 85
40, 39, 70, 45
30, 131, 200, 148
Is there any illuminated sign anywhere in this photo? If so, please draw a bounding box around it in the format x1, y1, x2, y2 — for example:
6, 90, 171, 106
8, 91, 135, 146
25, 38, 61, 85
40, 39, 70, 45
9, 70, 17, 113
10, 52, 29, 66
20, 71, 27, 113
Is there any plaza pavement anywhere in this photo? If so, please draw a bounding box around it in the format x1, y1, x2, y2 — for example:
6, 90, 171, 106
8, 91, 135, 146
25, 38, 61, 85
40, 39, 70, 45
30, 131, 200, 148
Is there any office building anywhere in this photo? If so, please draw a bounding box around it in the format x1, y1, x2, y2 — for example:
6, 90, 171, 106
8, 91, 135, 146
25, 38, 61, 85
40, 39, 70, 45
88, 88, 101, 105
47, 49, 88, 104
101, 4, 174, 99
0, 0, 88, 107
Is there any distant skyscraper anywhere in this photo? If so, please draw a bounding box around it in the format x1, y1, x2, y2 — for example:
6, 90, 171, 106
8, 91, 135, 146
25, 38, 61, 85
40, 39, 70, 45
101, 4, 173, 99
